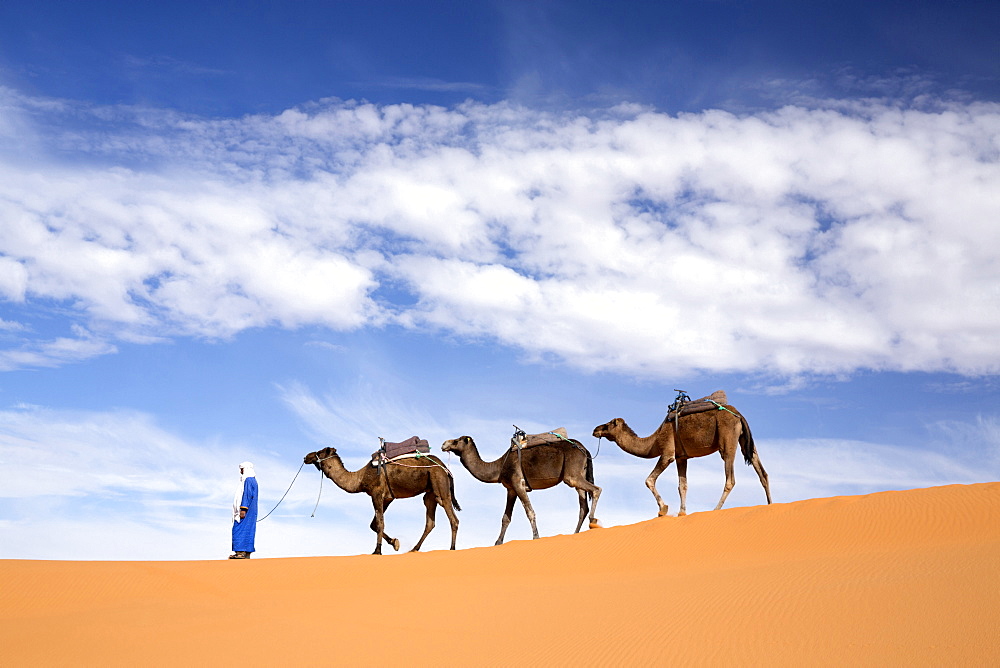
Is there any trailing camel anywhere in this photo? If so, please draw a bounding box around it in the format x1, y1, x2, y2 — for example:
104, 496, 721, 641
441, 434, 601, 545
304, 446, 461, 554
592, 404, 770, 517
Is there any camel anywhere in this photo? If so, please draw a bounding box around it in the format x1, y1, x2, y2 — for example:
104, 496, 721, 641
592, 405, 770, 517
441, 434, 601, 545
303, 446, 461, 555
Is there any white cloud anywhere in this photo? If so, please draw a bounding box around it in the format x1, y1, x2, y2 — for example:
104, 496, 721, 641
363, 76, 492, 95
278, 380, 448, 455
0, 91, 998, 376
0, 332, 117, 371
0, 255, 27, 301
0, 405, 233, 499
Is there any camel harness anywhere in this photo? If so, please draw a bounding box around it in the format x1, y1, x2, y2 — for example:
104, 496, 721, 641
666, 389, 740, 433
509, 425, 592, 492
374, 437, 453, 501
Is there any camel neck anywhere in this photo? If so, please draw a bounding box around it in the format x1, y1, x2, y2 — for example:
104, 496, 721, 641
455, 443, 504, 483
319, 455, 366, 493
619, 422, 671, 458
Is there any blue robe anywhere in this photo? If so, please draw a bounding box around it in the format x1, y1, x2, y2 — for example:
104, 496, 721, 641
232, 476, 258, 553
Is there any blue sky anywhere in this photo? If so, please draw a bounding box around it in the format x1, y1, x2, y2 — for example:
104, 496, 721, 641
1, 0, 998, 560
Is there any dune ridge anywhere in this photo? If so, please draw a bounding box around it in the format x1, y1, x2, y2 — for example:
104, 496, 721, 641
2, 483, 999, 666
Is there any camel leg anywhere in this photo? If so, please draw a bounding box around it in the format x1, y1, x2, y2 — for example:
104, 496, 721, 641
429, 471, 460, 550
676, 458, 689, 517
441, 489, 460, 550
371, 505, 385, 555
647, 456, 673, 517
573, 487, 589, 533
587, 483, 602, 529
369, 516, 399, 551
410, 492, 437, 552
566, 478, 602, 531
370, 499, 400, 554
496, 488, 518, 545
514, 483, 540, 539
750, 450, 772, 504
715, 451, 736, 511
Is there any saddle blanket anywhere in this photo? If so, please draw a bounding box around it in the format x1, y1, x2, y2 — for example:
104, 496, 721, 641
381, 436, 431, 459
665, 390, 729, 422
515, 427, 569, 448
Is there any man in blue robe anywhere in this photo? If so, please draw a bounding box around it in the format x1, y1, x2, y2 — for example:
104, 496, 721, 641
229, 461, 258, 559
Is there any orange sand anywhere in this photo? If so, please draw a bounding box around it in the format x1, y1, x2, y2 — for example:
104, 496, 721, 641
3, 483, 999, 666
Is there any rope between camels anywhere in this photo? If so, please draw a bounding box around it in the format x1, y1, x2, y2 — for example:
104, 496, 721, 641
257, 461, 305, 522
545, 430, 592, 459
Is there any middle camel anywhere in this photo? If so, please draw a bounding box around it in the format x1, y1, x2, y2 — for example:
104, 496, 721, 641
442, 433, 601, 545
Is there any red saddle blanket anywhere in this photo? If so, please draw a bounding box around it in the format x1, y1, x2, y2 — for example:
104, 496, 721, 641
381, 436, 431, 459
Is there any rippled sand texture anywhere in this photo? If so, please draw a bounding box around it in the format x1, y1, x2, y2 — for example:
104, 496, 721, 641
3, 483, 998, 666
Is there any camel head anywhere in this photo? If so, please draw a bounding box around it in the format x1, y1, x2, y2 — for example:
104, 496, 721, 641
592, 418, 626, 442
304, 446, 338, 467
441, 436, 474, 455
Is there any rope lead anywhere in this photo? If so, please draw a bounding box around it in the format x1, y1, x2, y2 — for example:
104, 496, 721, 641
257, 461, 305, 522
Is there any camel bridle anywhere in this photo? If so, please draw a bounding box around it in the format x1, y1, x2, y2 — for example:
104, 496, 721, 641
304, 451, 342, 516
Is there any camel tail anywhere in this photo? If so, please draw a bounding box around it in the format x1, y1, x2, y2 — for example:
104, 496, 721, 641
449, 473, 462, 512
739, 415, 756, 466
584, 446, 596, 503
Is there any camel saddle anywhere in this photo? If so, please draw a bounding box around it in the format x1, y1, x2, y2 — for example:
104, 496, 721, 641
378, 436, 431, 459
514, 427, 570, 449
664, 390, 729, 423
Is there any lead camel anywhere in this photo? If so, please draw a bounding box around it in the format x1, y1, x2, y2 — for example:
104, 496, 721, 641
592, 405, 770, 517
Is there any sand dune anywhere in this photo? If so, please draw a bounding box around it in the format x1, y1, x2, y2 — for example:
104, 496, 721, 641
3, 482, 999, 666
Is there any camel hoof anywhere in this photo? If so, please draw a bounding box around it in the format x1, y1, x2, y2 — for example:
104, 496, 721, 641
657, 508, 669, 517
392, 538, 401, 552
677, 511, 687, 517
589, 520, 602, 529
